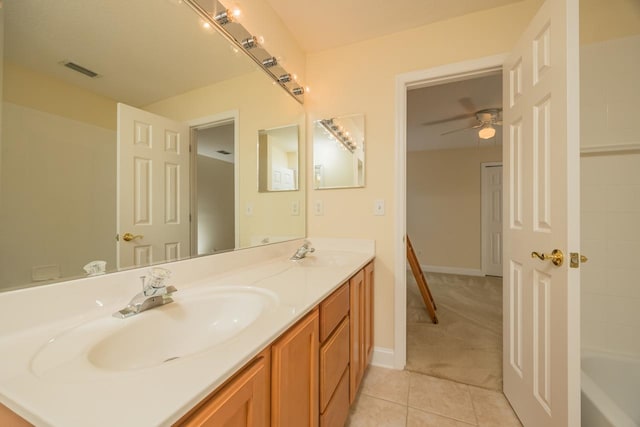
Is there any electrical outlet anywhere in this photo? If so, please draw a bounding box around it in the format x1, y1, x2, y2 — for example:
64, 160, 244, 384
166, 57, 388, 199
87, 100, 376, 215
374, 199, 385, 216
246, 202, 254, 216
314, 200, 324, 216
291, 200, 300, 216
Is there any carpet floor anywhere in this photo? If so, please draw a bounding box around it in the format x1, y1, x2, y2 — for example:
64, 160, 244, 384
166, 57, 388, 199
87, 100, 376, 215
406, 271, 503, 391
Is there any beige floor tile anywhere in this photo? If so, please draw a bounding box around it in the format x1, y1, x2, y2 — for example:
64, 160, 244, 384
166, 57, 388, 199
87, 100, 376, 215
407, 407, 476, 427
345, 394, 407, 427
360, 366, 411, 405
469, 386, 522, 427
408, 372, 477, 425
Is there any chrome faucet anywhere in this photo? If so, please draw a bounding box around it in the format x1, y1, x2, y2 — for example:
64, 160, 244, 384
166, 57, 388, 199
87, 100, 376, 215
290, 240, 315, 260
113, 267, 177, 318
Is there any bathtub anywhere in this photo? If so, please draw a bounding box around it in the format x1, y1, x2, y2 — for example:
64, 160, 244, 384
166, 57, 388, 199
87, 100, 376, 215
581, 350, 640, 427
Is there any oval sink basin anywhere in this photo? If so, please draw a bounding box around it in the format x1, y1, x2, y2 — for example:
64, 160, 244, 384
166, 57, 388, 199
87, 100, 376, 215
31, 286, 278, 376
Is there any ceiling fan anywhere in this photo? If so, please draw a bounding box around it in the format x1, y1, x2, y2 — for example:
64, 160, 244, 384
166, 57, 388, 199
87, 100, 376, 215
440, 108, 503, 139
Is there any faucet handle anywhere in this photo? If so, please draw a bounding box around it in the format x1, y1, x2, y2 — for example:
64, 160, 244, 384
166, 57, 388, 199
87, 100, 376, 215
148, 267, 172, 289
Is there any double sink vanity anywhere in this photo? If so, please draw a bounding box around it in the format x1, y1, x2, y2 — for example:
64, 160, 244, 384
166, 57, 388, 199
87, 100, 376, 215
0, 238, 374, 426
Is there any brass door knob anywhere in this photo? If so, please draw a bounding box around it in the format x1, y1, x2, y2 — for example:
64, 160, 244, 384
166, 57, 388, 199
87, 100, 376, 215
122, 232, 144, 242
531, 249, 564, 266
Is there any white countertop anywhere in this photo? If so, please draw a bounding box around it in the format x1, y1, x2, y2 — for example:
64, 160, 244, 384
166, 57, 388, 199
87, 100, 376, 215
0, 238, 374, 426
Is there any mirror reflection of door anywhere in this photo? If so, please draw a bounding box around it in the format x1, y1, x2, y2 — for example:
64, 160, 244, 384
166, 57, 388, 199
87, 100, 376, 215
116, 103, 190, 270
192, 122, 235, 256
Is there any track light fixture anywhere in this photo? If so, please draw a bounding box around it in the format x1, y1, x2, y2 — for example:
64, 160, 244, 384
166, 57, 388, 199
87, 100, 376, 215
319, 119, 356, 152
241, 36, 257, 49
213, 10, 232, 25
278, 74, 292, 84
184, 0, 306, 103
262, 57, 278, 68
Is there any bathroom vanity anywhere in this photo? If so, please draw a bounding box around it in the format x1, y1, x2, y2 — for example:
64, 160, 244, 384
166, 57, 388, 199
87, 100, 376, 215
0, 239, 374, 426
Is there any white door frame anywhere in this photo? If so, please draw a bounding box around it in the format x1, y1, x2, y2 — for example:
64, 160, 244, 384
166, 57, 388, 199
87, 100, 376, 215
187, 110, 240, 250
481, 161, 503, 276
394, 54, 506, 369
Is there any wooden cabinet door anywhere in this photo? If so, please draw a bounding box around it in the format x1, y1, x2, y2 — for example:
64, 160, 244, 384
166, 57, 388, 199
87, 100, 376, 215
349, 269, 364, 403
177, 350, 270, 427
364, 262, 374, 366
271, 309, 319, 427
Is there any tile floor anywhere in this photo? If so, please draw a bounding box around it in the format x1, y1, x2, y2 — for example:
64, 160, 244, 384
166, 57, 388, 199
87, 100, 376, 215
346, 366, 522, 426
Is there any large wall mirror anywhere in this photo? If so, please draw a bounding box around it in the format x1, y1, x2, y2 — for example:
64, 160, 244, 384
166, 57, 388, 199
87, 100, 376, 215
313, 114, 365, 189
0, 0, 306, 292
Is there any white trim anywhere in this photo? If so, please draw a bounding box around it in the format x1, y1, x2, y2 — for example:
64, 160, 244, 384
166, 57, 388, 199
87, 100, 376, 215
394, 54, 506, 371
580, 142, 640, 154
188, 111, 241, 249
371, 347, 396, 369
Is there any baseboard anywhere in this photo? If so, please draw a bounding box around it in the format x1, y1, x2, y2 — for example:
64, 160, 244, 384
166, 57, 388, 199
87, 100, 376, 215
419, 264, 484, 277
371, 346, 396, 369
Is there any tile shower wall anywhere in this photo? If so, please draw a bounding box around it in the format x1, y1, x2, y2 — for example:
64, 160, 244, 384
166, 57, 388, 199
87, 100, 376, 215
580, 34, 640, 358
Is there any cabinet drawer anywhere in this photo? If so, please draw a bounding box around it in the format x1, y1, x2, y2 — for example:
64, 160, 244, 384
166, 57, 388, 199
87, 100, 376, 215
319, 317, 349, 412
320, 283, 349, 342
320, 367, 349, 427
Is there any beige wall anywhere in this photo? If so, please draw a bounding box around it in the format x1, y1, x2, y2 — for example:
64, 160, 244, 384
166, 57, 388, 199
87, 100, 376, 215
407, 146, 502, 272
305, 0, 542, 350
145, 70, 306, 247
3, 62, 117, 130
1, 63, 118, 290
0, 102, 116, 290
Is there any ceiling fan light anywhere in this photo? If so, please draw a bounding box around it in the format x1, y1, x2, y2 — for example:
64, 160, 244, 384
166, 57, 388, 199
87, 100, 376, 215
478, 124, 496, 139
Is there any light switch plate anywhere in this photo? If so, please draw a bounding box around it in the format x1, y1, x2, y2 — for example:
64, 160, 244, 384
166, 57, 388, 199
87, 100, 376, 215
246, 202, 254, 216
374, 199, 385, 216
314, 200, 324, 216
291, 200, 300, 216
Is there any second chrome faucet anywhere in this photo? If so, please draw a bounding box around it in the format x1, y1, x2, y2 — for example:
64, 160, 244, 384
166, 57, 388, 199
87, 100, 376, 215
290, 240, 315, 260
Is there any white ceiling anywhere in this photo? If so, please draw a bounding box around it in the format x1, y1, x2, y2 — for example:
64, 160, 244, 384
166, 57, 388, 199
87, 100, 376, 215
263, 0, 525, 53
407, 73, 503, 151
4, 0, 256, 107
197, 123, 235, 163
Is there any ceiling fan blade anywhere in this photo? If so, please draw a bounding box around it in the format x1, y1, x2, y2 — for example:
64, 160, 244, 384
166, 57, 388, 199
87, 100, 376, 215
421, 112, 476, 126
440, 122, 483, 136
494, 121, 503, 126
458, 97, 477, 113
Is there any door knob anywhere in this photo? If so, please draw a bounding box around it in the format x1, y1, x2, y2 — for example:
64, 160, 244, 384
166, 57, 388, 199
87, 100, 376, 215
531, 249, 564, 266
121, 232, 144, 242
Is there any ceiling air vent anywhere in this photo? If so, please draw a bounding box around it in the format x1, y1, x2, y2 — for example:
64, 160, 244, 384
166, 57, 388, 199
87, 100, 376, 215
216, 150, 231, 155
61, 60, 100, 78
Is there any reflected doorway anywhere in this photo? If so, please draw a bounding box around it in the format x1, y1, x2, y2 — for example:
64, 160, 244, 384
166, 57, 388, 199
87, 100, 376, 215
191, 120, 236, 256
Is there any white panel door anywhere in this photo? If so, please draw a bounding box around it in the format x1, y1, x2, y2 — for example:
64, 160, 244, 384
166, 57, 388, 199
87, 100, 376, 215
502, 0, 580, 425
117, 103, 190, 270
482, 164, 503, 277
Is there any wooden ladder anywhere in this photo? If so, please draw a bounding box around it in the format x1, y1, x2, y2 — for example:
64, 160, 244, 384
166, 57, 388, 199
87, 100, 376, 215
406, 235, 438, 324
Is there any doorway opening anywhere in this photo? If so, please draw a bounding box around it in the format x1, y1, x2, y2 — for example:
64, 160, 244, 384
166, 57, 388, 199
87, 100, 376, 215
404, 72, 505, 390
393, 54, 506, 371
189, 114, 238, 256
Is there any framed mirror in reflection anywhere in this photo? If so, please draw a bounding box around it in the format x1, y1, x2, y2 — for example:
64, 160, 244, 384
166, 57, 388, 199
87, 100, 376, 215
0, 0, 305, 292
258, 125, 299, 192
313, 114, 365, 189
